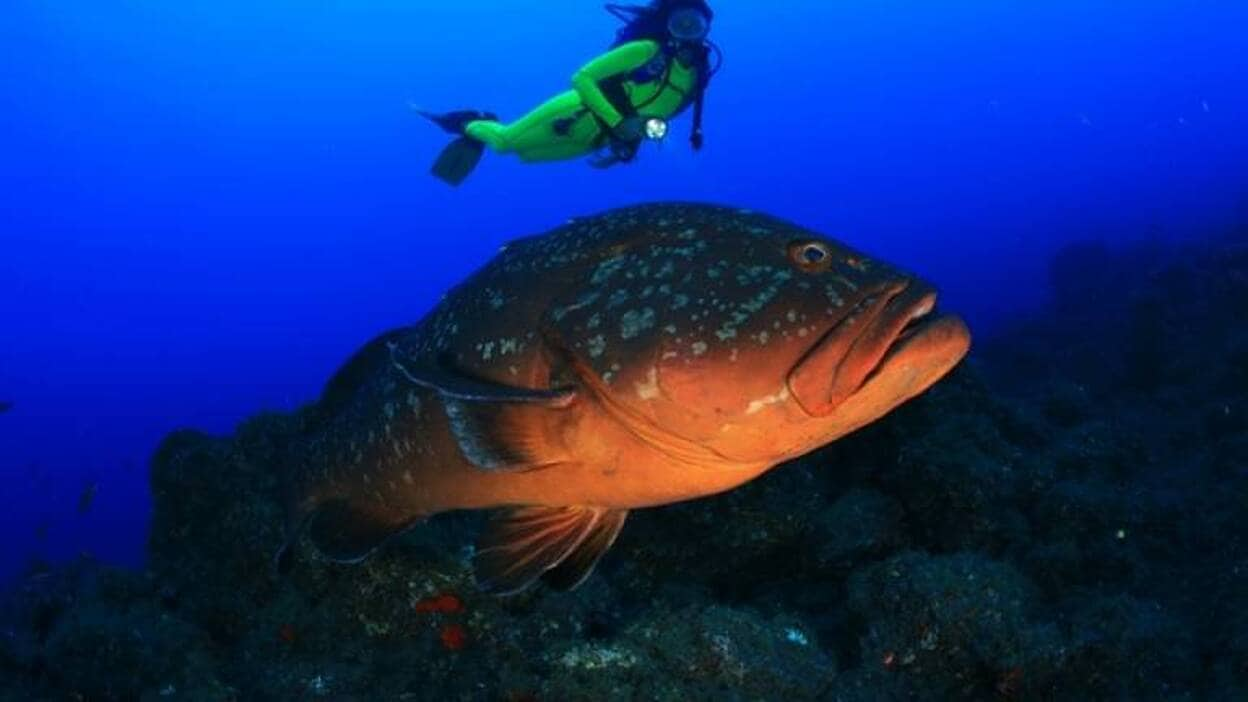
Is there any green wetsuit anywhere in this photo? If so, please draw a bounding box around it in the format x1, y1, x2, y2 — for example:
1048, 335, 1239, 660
465, 40, 701, 162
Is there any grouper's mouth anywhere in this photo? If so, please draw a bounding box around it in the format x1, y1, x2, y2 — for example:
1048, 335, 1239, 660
788, 281, 971, 418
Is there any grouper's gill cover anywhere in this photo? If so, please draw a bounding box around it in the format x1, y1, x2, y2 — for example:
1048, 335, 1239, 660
283, 203, 971, 595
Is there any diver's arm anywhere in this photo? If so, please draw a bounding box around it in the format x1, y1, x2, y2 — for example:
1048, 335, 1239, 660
571, 40, 661, 129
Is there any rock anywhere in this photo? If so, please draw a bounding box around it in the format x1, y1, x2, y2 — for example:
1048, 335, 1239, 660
844, 551, 1060, 699
541, 603, 835, 701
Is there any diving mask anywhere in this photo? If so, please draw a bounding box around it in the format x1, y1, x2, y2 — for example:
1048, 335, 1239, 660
667, 7, 710, 41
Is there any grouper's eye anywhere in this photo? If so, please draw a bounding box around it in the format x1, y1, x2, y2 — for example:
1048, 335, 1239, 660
788, 240, 833, 273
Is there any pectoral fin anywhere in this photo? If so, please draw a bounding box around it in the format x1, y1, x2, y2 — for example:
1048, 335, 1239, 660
473, 506, 627, 595
541, 508, 628, 591
443, 397, 576, 471
389, 348, 578, 472
390, 347, 575, 406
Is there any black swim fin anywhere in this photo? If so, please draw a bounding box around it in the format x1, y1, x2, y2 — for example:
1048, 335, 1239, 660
419, 110, 498, 186
420, 109, 496, 135
431, 137, 486, 187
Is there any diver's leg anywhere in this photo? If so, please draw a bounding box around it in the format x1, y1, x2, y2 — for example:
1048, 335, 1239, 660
466, 92, 600, 162
464, 120, 513, 153
517, 141, 600, 163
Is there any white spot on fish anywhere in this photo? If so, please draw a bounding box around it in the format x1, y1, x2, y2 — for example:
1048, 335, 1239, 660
587, 334, 607, 358
831, 275, 858, 293
746, 386, 791, 415
784, 627, 809, 646
553, 291, 601, 321
635, 367, 661, 400
620, 308, 656, 340
607, 289, 630, 308
691, 341, 708, 356
591, 256, 628, 284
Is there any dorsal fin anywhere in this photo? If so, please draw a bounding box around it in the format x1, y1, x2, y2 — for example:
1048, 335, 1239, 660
473, 506, 624, 595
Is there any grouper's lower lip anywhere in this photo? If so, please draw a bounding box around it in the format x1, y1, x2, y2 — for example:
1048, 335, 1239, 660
789, 283, 969, 417
862, 312, 969, 387
842, 312, 971, 433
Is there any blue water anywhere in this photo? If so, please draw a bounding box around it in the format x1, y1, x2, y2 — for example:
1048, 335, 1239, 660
1, 0, 1245, 585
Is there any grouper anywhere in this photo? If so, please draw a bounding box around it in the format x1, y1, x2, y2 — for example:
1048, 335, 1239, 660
279, 203, 970, 594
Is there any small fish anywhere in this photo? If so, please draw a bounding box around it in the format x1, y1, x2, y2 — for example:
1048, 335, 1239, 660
77, 481, 99, 515
277, 203, 970, 595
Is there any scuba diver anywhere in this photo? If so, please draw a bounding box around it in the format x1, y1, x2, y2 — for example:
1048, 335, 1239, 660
420, 1, 720, 186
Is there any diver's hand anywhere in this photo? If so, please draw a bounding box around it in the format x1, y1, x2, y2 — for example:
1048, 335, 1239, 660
589, 117, 643, 169
590, 142, 637, 169
612, 116, 645, 143
590, 134, 641, 169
